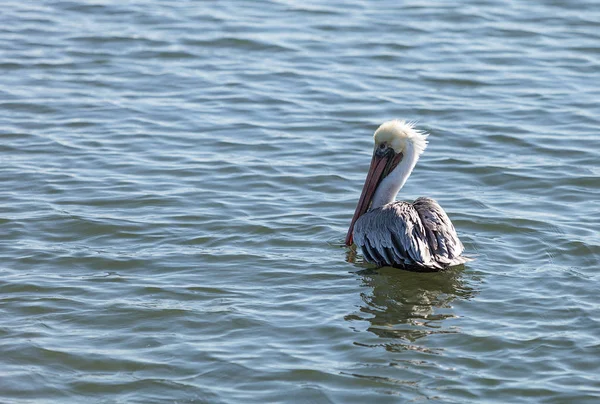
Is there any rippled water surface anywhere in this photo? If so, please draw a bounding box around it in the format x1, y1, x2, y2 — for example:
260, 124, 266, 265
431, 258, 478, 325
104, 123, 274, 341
2, 1, 600, 402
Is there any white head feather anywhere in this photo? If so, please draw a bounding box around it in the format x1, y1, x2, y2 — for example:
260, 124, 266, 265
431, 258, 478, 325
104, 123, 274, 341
373, 120, 428, 156
370, 120, 429, 209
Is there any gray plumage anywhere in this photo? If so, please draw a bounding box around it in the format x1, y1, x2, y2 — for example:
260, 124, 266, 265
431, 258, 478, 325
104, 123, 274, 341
353, 197, 467, 271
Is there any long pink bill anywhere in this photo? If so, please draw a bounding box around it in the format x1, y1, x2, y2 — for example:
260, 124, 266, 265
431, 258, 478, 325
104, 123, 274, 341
345, 153, 389, 246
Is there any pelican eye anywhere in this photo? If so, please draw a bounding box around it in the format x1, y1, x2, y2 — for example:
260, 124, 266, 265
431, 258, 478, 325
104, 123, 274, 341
379, 143, 386, 150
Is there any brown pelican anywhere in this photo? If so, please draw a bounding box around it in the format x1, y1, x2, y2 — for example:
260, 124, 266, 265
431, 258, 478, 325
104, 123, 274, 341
345, 120, 468, 271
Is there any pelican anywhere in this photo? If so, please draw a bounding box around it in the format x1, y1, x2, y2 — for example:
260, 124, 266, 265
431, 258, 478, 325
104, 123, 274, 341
345, 120, 468, 271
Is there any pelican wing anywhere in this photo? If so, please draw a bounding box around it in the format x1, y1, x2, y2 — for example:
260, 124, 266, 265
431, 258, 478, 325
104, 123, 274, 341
412, 197, 466, 266
353, 198, 467, 270
353, 202, 440, 269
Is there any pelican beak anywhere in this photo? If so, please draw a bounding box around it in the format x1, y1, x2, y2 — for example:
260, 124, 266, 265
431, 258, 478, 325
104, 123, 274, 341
345, 148, 403, 246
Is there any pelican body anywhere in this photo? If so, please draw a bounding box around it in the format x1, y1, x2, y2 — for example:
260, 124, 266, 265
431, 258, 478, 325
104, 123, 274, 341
345, 120, 467, 271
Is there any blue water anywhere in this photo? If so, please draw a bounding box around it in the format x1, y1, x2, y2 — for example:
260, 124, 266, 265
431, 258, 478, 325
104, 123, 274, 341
1, 1, 599, 402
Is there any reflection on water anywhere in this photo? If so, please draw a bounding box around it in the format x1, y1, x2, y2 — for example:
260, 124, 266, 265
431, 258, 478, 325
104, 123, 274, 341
347, 266, 477, 352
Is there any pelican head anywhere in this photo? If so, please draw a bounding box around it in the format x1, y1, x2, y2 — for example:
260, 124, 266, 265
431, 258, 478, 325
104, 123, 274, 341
373, 120, 428, 155
345, 120, 429, 246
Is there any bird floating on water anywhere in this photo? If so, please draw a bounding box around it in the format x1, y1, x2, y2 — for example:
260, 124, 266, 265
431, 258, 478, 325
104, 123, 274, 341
345, 120, 468, 271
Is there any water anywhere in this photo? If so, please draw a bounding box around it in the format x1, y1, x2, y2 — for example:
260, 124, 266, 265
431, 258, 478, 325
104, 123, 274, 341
1, 0, 599, 402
